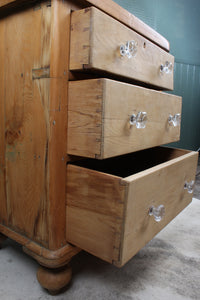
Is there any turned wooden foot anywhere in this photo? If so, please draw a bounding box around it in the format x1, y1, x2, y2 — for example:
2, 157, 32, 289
0, 233, 7, 249
37, 264, 72, 295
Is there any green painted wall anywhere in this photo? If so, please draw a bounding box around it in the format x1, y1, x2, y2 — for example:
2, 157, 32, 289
115, 0, 200, 150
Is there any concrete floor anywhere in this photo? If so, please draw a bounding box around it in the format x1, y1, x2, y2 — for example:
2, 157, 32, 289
0, 161, 200, 300
193, 159, 200, 200
0, 198, 200, 300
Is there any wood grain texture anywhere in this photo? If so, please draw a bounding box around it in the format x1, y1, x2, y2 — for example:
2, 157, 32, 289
68, 79, 181, 159
47, 0, 85, 250
66, 148, 198, 266
0, 0, 170, 51
3, 5, 50, 246
70, 7, 174, 90
119, 151, 198, 266
0, 18, 7, 225
37, 265, 72, 295
66, 164, 126, 263
68, 79, 104, 158
0, 0, 81, 254
47, 0, 68, 250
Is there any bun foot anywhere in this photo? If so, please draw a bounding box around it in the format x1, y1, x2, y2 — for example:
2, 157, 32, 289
0, 233, 7, 249
37, 264, 72, 295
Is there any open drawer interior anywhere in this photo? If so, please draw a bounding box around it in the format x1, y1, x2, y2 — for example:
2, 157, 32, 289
69, 147, 190, 178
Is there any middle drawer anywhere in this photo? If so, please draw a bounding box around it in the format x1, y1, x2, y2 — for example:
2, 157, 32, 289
67, 79, 182, 159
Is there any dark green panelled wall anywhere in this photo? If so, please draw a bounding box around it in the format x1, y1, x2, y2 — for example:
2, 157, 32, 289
115, 0, 200, 150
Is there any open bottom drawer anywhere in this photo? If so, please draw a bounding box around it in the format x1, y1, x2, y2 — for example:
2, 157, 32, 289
66, 147, 198, 267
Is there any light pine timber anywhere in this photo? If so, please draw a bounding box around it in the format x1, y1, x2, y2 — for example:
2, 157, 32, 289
66, 148, 198, 266
66, 165, 126, 263
119, 150, 198, 266
3, 4, 50, 246
0, 0, 170, 52
70, 7, 174, 90
0, 0, 82, 255
0, 18, 7, 225
68, 79, 182, 159
37, 264, 72, 295
47, 0, 90, 250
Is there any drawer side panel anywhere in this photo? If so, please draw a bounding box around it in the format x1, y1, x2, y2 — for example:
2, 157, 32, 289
70, 8, 91, 70
66, 164, 126, 263
68, 79, 104, 158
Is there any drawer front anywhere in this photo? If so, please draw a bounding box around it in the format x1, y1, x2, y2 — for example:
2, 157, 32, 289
66, 148, 198, 266
70, 7, 174, 90
120, 150, 197, 266
68, 79, 182, 159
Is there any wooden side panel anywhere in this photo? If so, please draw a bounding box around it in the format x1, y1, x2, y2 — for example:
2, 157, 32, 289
0, 19, 7, 225
0, 0, 83, 251
66, 164, 126, 263
67, 79, 104, 158
103, 80, 181, 158
2, 5, 51, 246
118, 151, 198, 266
70, 7, 174, 90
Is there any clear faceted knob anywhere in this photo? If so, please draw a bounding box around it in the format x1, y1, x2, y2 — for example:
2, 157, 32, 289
168, 113, 181, 127
149, 205, 165, 222
130, 112, 147, 128
120, 40, 138, 59
160, 61, 173, 74
136, 111, 147, 128
184, 180, 195, 194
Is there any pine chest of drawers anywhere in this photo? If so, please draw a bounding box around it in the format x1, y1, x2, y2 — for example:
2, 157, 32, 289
0, 0, 198, 295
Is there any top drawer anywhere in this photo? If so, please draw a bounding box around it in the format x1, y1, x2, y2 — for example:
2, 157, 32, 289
70, 7, 174, 90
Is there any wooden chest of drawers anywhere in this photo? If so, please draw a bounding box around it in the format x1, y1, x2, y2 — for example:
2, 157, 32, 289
0, 0, 198, 295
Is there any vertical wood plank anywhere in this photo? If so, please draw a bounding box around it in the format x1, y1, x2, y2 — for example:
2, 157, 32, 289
0, 19, 7, 225
48, 0, 82, 249
3, 6, 50, 246
48, 0, 87, 250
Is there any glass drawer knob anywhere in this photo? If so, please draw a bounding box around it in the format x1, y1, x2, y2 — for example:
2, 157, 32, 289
160, 61, 173, 74
130, 112, 147, 128
184, 180, 195, 194
149, 205, 165, 222
120, 40, 138, 58
168, 113, 181, 127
